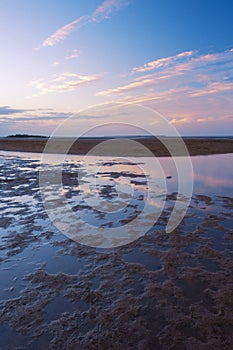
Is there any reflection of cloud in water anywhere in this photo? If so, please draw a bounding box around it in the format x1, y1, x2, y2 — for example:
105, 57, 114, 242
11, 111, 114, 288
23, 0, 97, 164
40, 156, 167, 247
0, 152, 233, 348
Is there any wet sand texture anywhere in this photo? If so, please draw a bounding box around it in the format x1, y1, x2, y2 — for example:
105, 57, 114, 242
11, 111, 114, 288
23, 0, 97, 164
0, 154, 233, 349
0, 137, 233, 156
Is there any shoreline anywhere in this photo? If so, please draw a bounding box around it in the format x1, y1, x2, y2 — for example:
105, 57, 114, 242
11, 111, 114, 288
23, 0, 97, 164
0, 137, 233, 157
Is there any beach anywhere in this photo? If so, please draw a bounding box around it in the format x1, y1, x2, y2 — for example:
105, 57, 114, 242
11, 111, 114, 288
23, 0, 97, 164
1, 0, 233, 348
0, 137, 233, 157
0, 150, 233, 349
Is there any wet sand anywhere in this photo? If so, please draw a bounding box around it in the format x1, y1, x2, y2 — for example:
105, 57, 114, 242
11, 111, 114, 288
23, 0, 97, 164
0, 153, 233, 349
0, 137, 233, 156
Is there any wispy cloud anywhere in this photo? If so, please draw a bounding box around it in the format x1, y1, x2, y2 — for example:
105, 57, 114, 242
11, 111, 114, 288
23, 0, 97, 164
96, 48, 233, 132
0, 108, 73, 121
132, 50, 195, 73
97, 77, 157, 96
92, 0, 128, 21
97, 48, 233, 97
52, 61, 60, 67
65, 49, 80, 60
190, 81, 233, 97
0, 114, 70, 123
29, 72, 101, 97
52, 49, 80, 66
0, 108, 75, 136
42, 16, 87, 47
97, 50, 200, 96
41, 0, 129, 48
0, 106, 32, 115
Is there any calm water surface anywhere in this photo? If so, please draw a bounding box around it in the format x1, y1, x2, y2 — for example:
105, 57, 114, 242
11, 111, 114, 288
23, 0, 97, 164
0, 151, 232, 349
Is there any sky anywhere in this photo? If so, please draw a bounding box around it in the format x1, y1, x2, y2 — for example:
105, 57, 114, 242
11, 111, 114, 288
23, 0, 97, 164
0, 0, 233, 136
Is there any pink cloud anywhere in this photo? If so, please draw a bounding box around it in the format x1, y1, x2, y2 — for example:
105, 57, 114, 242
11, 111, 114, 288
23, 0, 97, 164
42, 16, 87, 47
97, 78, 157, 96
132, 50, 195, 73
41, 0, 129, 48
190, 82, 233, 97
97, 49, 233, 97
92, 0, 127, 21
29, 72, 101, 97
96, 49, 233, 128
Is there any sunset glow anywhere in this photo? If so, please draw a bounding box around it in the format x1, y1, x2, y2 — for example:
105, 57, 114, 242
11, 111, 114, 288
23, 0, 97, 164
0, 0, 233, 136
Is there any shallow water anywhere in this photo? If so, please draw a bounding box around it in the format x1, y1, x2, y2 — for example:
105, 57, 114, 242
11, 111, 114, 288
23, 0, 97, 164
0, 151, 232, 349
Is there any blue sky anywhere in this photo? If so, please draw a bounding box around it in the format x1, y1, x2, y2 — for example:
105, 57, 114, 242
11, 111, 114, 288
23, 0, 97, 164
0, 0, 233, 136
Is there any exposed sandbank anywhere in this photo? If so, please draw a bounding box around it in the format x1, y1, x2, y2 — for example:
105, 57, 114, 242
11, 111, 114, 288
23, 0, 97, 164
0, 137, 233, 157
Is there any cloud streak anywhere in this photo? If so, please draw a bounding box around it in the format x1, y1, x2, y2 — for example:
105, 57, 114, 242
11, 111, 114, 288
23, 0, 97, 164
96, 48, 233, 132
190, 81, 233, 97
41, 0, 129, 47
132, 50, 195, 73
42, 17, 87, 47
92, 0, 127, 21
0, 106, 32, 115
0, 109, 75, 136
65, 49, 80, 60
97, 48, 233, 97
29, 72, 101, 97
52, 49, 80, 66
0, 108, 73, 121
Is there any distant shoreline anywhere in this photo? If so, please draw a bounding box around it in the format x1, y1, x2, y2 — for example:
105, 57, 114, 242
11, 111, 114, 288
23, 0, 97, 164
0, 137, 233, 157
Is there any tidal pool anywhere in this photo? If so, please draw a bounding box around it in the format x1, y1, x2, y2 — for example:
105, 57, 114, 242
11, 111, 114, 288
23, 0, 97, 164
0, 151, 232, 349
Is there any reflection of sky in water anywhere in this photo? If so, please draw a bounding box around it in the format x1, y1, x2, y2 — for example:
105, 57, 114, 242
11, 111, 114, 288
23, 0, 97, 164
0, 151, 232, 247
155, 153, 233, 195
0, 150, 232, 347
192, 154, 233, 194
0, 150, 232, 196
52, 152, 232, 198
0, 151, 232, 248
63, 159, 150, 228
